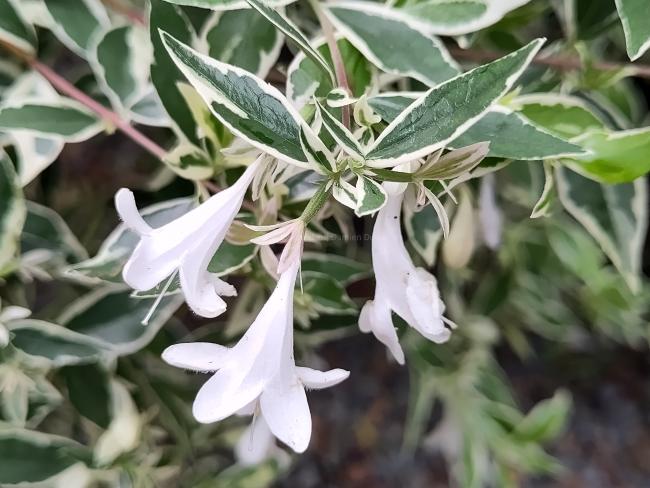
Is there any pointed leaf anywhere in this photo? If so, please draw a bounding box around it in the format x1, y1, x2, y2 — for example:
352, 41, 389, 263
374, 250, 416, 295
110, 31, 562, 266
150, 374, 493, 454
161, 31, 313, 167
0, 151, 25, 271
364, 39, 545, 166
316, 101, 363, 159
0, 0, 37, 54
43, 0, 109, 56
615, 0, 650, 60
325, 3, 459, 86
355, 176, 387, 216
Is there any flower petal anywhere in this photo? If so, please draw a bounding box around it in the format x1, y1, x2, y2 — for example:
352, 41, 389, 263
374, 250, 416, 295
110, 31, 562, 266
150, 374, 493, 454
406, 268, 450, 344
260, 376, 311, 453
122, 238, 181, 291
115, 188, 153, 236
296, 367, 350, 390
235, 415, 275, 466
359, 299, 405, 365
193, 367, 265, 424
162, 342, 229, 372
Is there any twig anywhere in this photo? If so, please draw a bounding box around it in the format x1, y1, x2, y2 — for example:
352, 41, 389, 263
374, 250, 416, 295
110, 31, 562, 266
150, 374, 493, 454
0, 40, 167, 160
308, 0, 352, 129
447, 47, 650, 79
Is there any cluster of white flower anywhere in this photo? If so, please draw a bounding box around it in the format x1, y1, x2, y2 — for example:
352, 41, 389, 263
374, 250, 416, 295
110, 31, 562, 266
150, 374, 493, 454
114, 157, 451, 454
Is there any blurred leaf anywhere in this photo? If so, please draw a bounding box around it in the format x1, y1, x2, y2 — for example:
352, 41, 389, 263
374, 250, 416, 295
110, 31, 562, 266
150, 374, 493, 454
0, 0, 37, 54
0, 150, 25, 272
0, 429, 90, 483
556, 166, 647, 292
43, 0, 109, 56
615, 0, 650, 60
301, 271, 357, 315
62, 363, 111, 428
9, 319, 109, 366
514, 391, 571, 442
301, 252, 369, 285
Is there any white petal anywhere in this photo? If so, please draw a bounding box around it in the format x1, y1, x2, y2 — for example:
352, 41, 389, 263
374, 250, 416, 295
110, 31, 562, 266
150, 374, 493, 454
162, 342, 228, 372
359, 300, 405, 365
260, 376, 312, 453
179, 233, 230, 318
212, 276, 237, 297
0, 324, 9, 348
277, 223, 304, 274
114, 188, 152, 236
296, 367, 350, 389
235, 415, 275, 466
250, 222, 295, 245
193, 368, 265, 424
405, 269, 451, 344
259, 245, 280, 280
122, 238, 181, 291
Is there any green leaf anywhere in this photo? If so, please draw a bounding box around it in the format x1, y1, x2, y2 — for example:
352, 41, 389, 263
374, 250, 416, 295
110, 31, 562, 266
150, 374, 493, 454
530, 162, 555, 219
287, 37, 371, 109
514, 93, 606, 139
0, 151, 25, 272
325, 3, 459, 86
67, 198, 195, 283
0, 100, 102, 142
0, 0, 37, 54
245, 0, 335, 84
60, 288, 184, 356
299, 125, 337, 174
0, 429, 90, 484
92, 25, 152, 112
62, 364, 111, 428
43, 0, 109, 56
567, 128, 650, 183
21, 201, 87, 264
364, 39, 544, 166
355, 176, 387, 216
514, 391, 571, 442
207, 240, 257, 276
160, 0, 294, 12
316, 101, 363, 159
9, 319, 108, 366
161, 31, 315, 167
202, 9, 283, 79
150, 0, 200, 144
556, 166, 647, 292
333, 0, 530, 36
302, 271, 357, 315
301, 252, 369, 285
451, 108, 585, 160
615, 0, 650, 60
164, 143, 215, 180
368, 93, 578, 161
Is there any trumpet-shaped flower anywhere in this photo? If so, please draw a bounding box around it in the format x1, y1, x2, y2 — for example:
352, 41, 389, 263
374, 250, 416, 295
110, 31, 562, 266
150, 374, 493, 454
162, 259, 349, 453
360, 189, 451, 364
114, 158, 262, 318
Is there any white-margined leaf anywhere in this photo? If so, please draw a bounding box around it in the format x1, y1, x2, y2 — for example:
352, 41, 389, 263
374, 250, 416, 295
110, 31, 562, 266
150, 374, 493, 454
301, 271, 357, 315
0, 99, 103, 142
286, 35, 372, 109
363, 39, 544, 166
316, 100, 363, 159
245, 0, 335, 84
43, 0, 109, 56
513, 93, 607, 139
530, 162, 555, 218
397, 0, 531, 36
200, 9, 284, 79
163, 143, 215, 180
0, 151, 25, 272
615, 0, 650, 60
556, 166, 647, 292
91, 25, 153, 114
369, 93, 582, 160
161, 31, 318, 167
0, 429, 90, 484
21, 201, 87, 264
404, 202, 442, 267
160, 0, 295, 12
325, 3, 459, 86
59, 288, 184, 356
355, 175, 387, 216
0, 0, 37, 54
299, 125, 337, 174
8, 319, 109, 367
150, 0, 200, 144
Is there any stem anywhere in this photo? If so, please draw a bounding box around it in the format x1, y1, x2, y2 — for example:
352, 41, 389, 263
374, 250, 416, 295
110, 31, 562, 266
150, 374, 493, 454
308, 0, 352, 129
0, 40, 167, 160
448, 46, 650, 80
300, 180, 332, 223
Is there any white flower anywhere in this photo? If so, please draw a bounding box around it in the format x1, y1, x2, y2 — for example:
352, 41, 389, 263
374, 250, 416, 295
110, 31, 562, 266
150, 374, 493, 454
162, 259, 349, 453
360, 190, 451, 364
114, 158, 262, 318
0, 301, 31, 348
